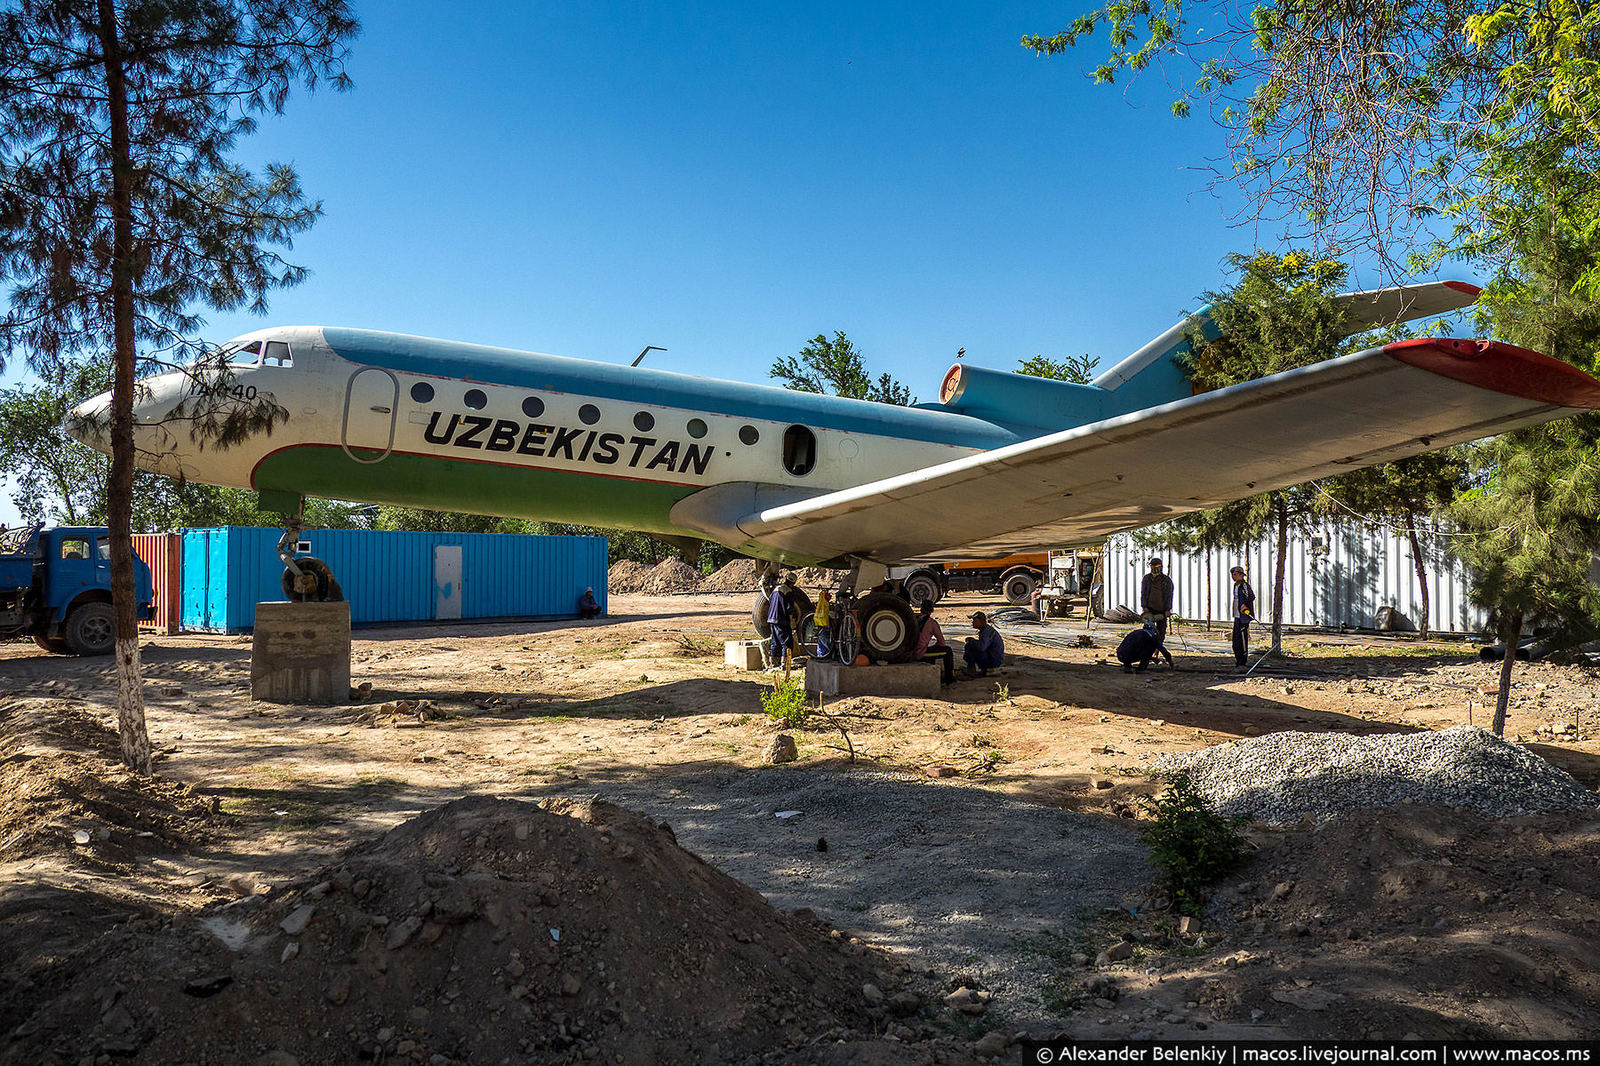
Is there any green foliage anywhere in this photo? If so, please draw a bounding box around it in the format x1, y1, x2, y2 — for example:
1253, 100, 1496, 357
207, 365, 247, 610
771, 331, 912, 405
1016, 353, 1098, 383
761, 676, 810, 728
0, 361, 108, 524
1140, 774, 1249, 915
1182, 251, 1358, 391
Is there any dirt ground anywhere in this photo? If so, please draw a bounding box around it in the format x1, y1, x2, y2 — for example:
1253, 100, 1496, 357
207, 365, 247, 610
2, 589, 1597, 1061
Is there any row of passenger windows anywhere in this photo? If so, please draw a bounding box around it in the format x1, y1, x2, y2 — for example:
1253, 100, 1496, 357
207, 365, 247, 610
405, 380, 818, 476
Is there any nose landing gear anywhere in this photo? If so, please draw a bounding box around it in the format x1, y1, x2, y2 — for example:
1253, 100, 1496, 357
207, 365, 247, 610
276, 518, 343, 603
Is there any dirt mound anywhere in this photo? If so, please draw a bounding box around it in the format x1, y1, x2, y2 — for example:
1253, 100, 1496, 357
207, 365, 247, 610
639, 557, 702, 595
793, 566, 843, 589
700, 558, 761, 592
4, 796, 992, 1065
0, 703, 217, 870
1177, 805, 1600, 1037
606, 559, 651, 593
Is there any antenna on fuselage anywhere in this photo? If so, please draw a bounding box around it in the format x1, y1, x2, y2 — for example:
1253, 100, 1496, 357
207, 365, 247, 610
632, 346, 667, 367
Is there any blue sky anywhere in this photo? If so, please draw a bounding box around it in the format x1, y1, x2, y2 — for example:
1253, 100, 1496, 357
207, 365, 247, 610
1, 2, 1468, 523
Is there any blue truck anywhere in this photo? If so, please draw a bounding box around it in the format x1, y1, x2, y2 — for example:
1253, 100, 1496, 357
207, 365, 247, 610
0, 525, 154, 655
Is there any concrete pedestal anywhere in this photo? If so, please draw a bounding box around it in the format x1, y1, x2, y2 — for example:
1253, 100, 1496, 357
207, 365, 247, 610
251, 601, 351, 705
804, 659, 940, 698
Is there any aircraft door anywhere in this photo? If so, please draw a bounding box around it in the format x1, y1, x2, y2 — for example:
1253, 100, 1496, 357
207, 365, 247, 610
342, 367, 399, 462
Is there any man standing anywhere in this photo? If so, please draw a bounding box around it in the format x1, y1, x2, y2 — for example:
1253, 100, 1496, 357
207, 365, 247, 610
915, 600, 955, 684
767, 573, 798, 671
1116, 621, 1174, 673
1141, 557, 1174, 645
1230, 565, 1256, 669
963, 611, 1005, 677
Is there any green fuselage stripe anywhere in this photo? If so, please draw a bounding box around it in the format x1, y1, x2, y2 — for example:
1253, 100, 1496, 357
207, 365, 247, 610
254, 446, 702, 537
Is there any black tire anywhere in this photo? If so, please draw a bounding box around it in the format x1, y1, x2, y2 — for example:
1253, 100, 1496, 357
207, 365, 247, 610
752, 589, 772, 637
854, 591, 919, 663
281, 557, 344, 602
904, 572, 941, 607
1002, 569, 1039, 606
63, 602, 115, 656
33, 633, 71, 655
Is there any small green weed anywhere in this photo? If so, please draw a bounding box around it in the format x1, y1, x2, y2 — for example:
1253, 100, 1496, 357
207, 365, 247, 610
1140, 773, 1249, 915
762, 675, 809, 728
993, 682, 1010, 703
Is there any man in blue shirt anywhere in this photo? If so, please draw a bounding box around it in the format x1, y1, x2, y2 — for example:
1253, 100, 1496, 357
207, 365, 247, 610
767, 573, 798, 670
963, 610, 1005, 677
1230, 565, 1256, 668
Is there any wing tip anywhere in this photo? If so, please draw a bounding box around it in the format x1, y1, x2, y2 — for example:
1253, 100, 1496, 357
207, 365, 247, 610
1443, 280, 1482, 297
1384, 338, 1600, 410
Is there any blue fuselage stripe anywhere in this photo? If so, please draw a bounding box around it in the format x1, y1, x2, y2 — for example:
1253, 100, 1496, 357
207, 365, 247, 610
321, 328, 1021, 450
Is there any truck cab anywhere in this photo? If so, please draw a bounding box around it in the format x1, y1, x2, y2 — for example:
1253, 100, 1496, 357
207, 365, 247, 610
0, 525, 154, 654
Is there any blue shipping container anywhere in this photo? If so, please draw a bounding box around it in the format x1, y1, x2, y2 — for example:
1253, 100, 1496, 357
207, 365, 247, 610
178, 528, 608, 633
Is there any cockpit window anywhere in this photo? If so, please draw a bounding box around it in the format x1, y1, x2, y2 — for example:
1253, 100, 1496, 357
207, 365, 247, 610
227, 341, 262, 366
262, 341, 293, 367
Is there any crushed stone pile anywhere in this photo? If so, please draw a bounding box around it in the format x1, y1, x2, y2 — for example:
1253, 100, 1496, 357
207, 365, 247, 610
792, 566, 843, 588
1156, 725, 1600, 826
605, 558, 651, 593
4, 797, 991, 1066
638, 557, 702, 595
699, 558, 761, 592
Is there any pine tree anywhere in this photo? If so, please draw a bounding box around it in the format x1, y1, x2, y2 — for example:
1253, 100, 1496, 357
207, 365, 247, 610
0, 0, 356, 773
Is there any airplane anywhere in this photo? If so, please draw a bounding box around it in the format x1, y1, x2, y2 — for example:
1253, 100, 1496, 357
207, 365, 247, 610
70, 279, 1600, 661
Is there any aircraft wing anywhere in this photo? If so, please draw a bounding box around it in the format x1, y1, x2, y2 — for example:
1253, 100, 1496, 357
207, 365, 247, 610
1336, 280, 1480, 332
690, 339, 1600, 564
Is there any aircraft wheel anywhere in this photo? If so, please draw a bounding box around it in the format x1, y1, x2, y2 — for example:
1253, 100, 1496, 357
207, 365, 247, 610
1002, 569, 1039, 606
33, 633, 72, 655
751, 590, 772, 637
64, 602, 115, 656
854, 591, 918, 663
904, 572, 941, 607
282, 557, 345, 602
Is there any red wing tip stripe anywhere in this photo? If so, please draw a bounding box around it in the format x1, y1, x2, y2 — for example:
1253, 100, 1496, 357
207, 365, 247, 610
1384, 338, 1600, 410
1443, 280, 1482, 297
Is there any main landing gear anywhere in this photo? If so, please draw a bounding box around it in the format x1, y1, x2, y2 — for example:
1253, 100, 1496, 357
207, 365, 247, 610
276, 513, 344, 603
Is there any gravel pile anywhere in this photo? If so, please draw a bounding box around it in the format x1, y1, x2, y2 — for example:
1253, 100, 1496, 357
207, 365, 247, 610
638, 558, 702, 594
699, 558, 761, 592
1157, 726, 1600, 826
606, 559, 651, 593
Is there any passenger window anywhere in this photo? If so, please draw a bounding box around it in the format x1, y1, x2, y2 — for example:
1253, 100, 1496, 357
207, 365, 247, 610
227, 341, 261, 366
59, 537, 90, 560
782, 425, 817, 477
96, 536, 110, 561
262, 341, 293, 367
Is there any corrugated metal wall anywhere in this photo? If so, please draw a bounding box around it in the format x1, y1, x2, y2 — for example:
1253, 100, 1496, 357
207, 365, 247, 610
132, 532, 182, 633
1101, 522, 1486, 634
179, 528, 608, 633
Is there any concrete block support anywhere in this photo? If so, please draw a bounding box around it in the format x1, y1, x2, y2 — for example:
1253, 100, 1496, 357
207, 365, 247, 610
804, 659, 940, 698
251, 601, 351, 705
725, 640, 766, 670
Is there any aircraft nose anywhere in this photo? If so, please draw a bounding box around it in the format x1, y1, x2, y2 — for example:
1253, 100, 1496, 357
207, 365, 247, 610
66, 391, 112, 451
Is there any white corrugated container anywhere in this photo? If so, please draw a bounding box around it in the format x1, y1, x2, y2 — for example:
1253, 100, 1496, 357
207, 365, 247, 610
1101, 522, 1485, 634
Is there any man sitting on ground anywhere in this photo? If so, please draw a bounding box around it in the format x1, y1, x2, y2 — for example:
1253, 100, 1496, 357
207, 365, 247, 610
914, 600, 955, 684
1116, 620, 1173, 673
963, 611, 1005, 677
577, 587, 601, 619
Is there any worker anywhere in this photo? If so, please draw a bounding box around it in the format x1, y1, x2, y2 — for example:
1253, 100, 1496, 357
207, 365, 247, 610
1116, 620, 1173, 673
814, 590, 833, 660
914, 599, 954, 684
1141, 557, 1174, 645
963, 610, 1005, 677
1230, 564, 1256, 669
767, 573, 799, 671
577, 586, 600, 619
